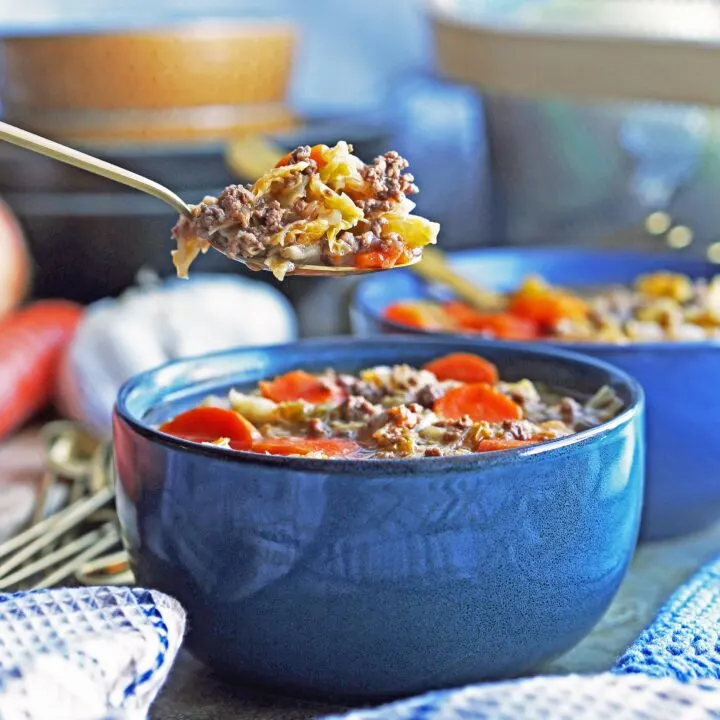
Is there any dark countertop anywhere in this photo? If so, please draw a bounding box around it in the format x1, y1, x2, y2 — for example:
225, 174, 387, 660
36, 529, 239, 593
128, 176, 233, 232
151, 652, 351, 720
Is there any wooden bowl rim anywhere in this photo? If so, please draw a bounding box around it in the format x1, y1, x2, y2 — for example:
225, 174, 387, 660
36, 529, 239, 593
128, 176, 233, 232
0, 18, 297, 43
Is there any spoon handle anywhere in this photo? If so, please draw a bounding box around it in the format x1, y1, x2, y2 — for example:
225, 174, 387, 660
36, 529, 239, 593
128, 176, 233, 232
0, 121, 192, 217
412, 246, 505, 310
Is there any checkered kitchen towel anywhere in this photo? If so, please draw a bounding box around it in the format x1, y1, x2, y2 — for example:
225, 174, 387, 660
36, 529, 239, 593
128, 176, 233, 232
0, 586, 185, 720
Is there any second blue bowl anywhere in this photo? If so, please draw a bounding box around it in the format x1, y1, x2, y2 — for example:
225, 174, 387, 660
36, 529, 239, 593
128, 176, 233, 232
352, 248, 720, 541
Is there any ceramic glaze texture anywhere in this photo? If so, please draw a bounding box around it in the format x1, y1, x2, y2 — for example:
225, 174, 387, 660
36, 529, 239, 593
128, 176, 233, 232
113, 338, 644, 699
352, 249, 720, 542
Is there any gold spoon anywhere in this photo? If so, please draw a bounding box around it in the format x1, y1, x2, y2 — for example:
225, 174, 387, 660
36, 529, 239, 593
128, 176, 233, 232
0, 121, 421, 277
411, 246, 505, 310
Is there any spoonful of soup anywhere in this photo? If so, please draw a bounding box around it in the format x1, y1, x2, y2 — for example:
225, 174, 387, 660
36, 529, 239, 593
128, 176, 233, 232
0, 122, 439, 280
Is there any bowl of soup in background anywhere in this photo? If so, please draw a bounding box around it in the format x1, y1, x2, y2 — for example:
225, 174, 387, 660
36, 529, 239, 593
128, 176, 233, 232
351, 247, 718, 542
113, 336, 643, 700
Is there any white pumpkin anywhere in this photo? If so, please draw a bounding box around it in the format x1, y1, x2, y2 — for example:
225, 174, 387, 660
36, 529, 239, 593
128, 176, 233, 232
56, 273, 298, 439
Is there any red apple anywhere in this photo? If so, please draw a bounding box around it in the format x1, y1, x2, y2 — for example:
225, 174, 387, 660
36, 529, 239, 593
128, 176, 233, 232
0, 198, 31, 318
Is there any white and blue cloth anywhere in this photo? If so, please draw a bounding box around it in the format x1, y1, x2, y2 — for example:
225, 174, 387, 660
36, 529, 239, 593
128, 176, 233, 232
5, 557, 720, 718
0, 587, 184, 720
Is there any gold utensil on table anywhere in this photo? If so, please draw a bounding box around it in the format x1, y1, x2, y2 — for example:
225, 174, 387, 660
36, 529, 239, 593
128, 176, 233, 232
0, 423, 131, 591
0, 121, 420, 277
225, 133, 288, 180
410, 246, 505, 310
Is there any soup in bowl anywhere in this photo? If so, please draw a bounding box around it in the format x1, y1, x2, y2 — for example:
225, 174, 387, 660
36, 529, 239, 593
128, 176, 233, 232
352, 248, 719, 541
113, 336, 643, 699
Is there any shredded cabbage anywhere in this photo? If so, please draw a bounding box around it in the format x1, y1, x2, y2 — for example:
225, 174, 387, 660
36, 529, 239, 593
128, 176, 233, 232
317, 141, 365, 194
306, 175, 363, 250
171, 229, 210, 279
269, 218, 329, 249
265, 256, 295, 282
228, 390, 277, 424
252, 163, 310, 196
379, 212, 440, 249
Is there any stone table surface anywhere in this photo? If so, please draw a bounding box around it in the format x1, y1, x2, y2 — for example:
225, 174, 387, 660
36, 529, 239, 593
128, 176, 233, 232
150, 520, 720, 720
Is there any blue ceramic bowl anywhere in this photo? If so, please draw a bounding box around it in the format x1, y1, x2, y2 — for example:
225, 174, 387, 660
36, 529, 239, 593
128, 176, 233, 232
113, 337, 643, 700
352, 248, 720, 542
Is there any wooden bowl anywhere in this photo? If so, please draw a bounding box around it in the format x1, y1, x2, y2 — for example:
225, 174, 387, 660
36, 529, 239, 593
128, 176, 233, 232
428, 0, 720, 105
0, 21, 296, 113
5, 104, 300, 144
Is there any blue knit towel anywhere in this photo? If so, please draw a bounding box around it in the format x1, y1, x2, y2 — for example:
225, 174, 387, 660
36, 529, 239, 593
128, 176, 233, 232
614, 557, 720, 681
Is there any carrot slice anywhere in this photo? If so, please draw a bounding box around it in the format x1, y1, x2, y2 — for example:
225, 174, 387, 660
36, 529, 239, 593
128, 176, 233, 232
275, 144, 328, 169
355, 244, 405, 270
478, 313, 541, 340
509, 293, 588, 327
442, 302, 541, 340
384, 303, 441, 330
424, 352, 499, 384
253, 436, 360, 458
159, 407, 259, 450
434, 383, 523, 423
259, 369, 345, 405
442, 301, 485, 325
476, 438, 534, 452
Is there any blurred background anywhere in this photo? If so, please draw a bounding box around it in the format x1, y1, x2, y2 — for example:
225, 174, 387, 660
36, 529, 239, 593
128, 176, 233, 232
1, 0, 720, 337
2, 0, 720, 592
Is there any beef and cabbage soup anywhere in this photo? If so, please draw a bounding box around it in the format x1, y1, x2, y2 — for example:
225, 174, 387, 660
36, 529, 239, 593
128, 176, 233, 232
158, 352, 623, 459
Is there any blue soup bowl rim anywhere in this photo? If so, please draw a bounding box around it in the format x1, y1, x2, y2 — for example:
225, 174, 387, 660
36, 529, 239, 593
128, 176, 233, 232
352, 247, 720, 355
115, 335, 644, 474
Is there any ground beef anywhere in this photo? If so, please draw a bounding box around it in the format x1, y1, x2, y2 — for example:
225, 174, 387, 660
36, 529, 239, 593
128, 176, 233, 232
336, 217, 390, 255
357, 151, 418, 216
362, 401, 424, 439
286, 145, 318, 174
193, 202, 226, 233
188, 176, 307, 261
231, 231, 266, 258
442, 428, 464, 443
414, 383, 445, 408
436, 416, 473, 443
437, 416, 474, 431
386, 405, 421, 429
293, 198, 319, 220
258, 200, 285, 233
340, 396, 379, 422
424, 447, 443, 457
336, 375, 383, 404
217, 185, 254, 223
307, 418, 330, 437
501, 419, 535, 441
559, 397, 583, 426
209, 196, 290, 260
189, 185, 256, 237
